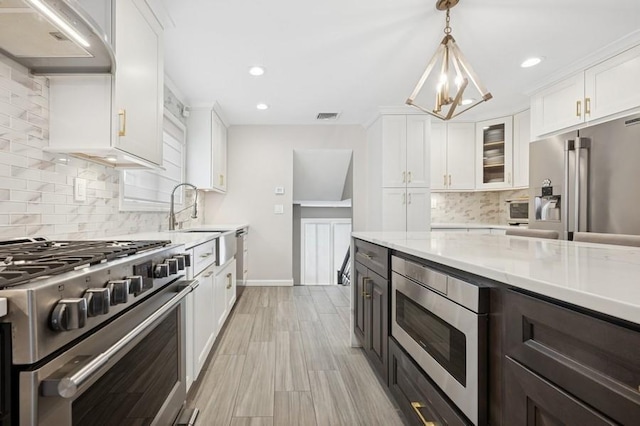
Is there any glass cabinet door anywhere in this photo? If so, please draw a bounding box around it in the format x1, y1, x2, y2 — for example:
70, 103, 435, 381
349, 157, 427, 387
476, 116, 513, 189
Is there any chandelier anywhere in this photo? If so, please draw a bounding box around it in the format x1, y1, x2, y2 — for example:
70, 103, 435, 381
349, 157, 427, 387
406, 0, 492, 120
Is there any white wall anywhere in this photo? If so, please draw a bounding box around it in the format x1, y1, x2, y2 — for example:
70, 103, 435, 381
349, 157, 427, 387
204, 125, 367, 285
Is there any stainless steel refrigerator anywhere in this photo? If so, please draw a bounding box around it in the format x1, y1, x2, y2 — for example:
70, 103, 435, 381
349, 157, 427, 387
528, 114, 640, 239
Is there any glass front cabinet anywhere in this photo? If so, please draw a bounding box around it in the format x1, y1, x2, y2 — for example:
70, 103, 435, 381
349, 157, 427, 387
475, 116, 513, 190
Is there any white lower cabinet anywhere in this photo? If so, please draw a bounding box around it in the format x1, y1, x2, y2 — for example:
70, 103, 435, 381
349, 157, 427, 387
193, 264, 216, 381
214, 259, 236, 332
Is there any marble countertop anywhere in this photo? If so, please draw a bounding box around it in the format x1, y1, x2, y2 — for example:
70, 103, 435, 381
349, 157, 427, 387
352, 231, 640, 325
106, 231, 222, 250
431, 223, 528, 230
182, 224, 249, 232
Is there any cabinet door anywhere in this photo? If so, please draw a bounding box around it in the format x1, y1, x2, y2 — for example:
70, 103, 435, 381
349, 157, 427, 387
446, 122, 476, 190
193, 266, 215, 379
430, 122, 448, 190
504, 357, 615, 426
476, 116, 514, 190
214, 264, 229, 333
210, 112, 227, 193
225, 259, 237, 311
406, 115, 430, 188
512, 110, 531, 188
531, 73, 585, 137
114, 0, 163, 165
406, 188, 431, 232
382, 115, 408, 187
366, 271, 389, 383
353, 262, 367, 343
186, 109, 214, 188
585, 44, 640, 121
381, 188, 407, 231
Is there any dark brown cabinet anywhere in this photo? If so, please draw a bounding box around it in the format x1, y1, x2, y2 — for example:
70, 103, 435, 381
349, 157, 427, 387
389, 338, 470, 426
353, 239, 389, 383
504, 290, 640, 425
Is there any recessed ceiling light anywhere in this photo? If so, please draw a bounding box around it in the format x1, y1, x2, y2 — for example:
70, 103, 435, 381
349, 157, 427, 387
249, 66, 265, 76
256, 103, 269, 110
521, 57, 543, 68
461, 98, 475, 106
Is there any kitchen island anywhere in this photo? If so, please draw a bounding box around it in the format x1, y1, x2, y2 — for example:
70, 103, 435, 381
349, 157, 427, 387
352, 231, 640, 426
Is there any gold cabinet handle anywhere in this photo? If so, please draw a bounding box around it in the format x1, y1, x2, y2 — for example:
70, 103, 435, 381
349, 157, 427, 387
200, 252, 212, 258
362, 277, 372, 298
411, 402, 436, 426
408, 171, 412, 183
226, 272, 232, 289
204, 271, 213, 278
408, 193, 412, 205
448, 174, 452, 186
443, 174, 447, 186
118, 109, 127, 136
402, 171, 406, 183
585, 97, 591, 115
219, 174, 224, 186
576, 100, 582, 117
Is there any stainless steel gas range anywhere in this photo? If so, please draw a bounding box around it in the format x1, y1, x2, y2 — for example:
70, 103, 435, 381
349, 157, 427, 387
0, 238, 198, 426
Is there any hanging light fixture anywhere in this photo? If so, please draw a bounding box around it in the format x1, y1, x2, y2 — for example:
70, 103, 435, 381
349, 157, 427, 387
406, 0, 492, 120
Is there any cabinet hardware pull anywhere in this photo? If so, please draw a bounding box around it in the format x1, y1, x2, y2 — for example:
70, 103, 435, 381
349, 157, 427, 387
408, 171, 412, 183
408, 193, 412, 204
585, 97, 591, 115
118, 109, 127, 136
448, 174, 452, 186
508, 172, 511, 184
402, 193, 406, 205
576, 100, 582, 117
402, 171, 406, 183
219, 174, 224, 186
226, 273, 232, 289
204, 271, 213, 278
411, 402, 435, 426
443, 174, 447, 186
364, 293, 371, 299
200, 252, 212, 258
360, 253, 371, 259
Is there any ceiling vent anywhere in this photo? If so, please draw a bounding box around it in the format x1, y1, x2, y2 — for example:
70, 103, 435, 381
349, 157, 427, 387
316, 112, 340, 120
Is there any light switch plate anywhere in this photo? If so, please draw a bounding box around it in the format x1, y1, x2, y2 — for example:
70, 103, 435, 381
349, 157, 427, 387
275, 186, 285, 195
74, 178, 87, 202
274, 204, 284, 214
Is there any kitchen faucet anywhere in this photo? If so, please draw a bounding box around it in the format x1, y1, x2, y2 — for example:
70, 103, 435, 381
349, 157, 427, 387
169, 183, 198, 230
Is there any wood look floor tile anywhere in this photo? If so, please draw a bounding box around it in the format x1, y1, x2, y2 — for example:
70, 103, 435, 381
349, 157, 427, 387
250, 306, 275, 342
324, 286, 350, 308
235, 288, 260, 314
277, 286, 294, 301
276, 300, 299, 332
218, 313, 254, 355
294, 295, 319, 322
308, 370, 359, 426
275, 331, 310, 391
299, 319, 336, 371
318, 313, 360, 357
311, 291, 337, 314
229, 417, 273, 426
234, 342, 276, 417
338, 285, 350, 300
336, 306, 351, 329
190, 354, 245, 426
292, 286, 310, 296
258, 287, 278, 307
336, 353, 405, 426
274, 391, 317, 426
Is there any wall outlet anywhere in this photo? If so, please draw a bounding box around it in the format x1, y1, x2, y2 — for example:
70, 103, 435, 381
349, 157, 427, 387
74, 178, 87, 202
274, 204, 284, 214
274, 186, 285, 195
431, 198, 437, 209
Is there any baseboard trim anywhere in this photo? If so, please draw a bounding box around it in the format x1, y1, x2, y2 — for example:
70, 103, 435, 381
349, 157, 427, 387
244, 279, 294, 287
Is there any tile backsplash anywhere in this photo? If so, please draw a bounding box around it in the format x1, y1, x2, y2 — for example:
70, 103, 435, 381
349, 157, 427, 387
431, 189, 529, 224
0, 54, 202, 240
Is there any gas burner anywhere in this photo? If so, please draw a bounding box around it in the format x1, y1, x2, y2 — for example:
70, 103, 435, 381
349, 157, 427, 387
0, 239, 171, 288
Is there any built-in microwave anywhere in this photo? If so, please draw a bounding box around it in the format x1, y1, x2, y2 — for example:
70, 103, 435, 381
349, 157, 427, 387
506, 198, 529, 225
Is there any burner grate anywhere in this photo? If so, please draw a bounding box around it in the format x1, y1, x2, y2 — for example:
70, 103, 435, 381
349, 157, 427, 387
0, 240, 171, 288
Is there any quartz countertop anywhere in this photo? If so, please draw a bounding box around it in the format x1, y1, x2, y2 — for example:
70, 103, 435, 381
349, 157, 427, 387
105, 231, 222, 250
431, 223, 528, 230
352, 231, 640, 325
182, 224, 249, 232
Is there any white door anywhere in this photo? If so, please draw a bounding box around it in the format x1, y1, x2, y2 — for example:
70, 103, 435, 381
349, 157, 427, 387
531, 73, 585, 137
446, 122, 476, 190
301, 219, 352, 285
406, 115, 431, 188
381, 115, 407, 187
382, 188, 407, 231
406, 188, 431, 232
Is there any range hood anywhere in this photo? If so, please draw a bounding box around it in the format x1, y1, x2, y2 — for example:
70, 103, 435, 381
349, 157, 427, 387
0, 0, 114, 74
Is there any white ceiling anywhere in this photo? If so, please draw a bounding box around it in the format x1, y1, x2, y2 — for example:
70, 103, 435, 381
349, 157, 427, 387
161, 0, 640, 126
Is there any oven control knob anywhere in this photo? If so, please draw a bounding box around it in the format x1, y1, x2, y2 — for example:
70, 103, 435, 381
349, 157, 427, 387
84, 288, 110, 317
173, 255, 186, 271
50, 298, 87, 331
107, 280, 130, 305
127, 275, 144, 294
166, 258, 179, 275
180, 253, 192, 267
154, 263, 169, 278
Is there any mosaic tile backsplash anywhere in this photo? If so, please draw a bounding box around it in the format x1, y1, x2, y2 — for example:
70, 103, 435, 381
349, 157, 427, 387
0, 54, 202, 240
431, 189, 529, 224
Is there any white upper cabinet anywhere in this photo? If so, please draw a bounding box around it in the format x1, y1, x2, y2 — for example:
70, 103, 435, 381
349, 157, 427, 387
531, 44, 640, 138
186, 108, 228, 193
431, 122, 475, 191
48, 0, 163, 167
512, 110, 531, 188
584, 44, 640, 121
381, 115, 430, 188
476, 116, 514, 190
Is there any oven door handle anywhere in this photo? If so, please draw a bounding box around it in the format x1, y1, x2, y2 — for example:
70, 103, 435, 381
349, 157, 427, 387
42, 280, 197, 399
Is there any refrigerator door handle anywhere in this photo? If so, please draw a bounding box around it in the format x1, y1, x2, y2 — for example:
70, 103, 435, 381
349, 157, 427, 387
575, 137, 590, 234
564, 140, 574, 240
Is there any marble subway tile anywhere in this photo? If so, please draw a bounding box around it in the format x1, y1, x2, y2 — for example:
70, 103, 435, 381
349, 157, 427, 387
0, 215, 8, 225
26, 224, 55, 236
10, 190, 42, 203
11, 214, 40, 225
1, 177, 27, 190
0, 202, 27, 213
0, 152, 29, 167
41, 193, 67, 204
0, 225, 27, 238
11, 166, 40, 181
0, 113, 9, 127
0, 101, 28, 120
28, 181, 55, 192
0, 189, 8, 200
0, 138, 9, 151
26, 203, 54, 214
